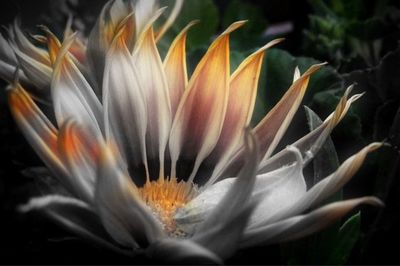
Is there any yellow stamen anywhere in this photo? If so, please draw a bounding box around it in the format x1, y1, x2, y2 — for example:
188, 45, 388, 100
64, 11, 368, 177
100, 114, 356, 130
138, 177, 197, 236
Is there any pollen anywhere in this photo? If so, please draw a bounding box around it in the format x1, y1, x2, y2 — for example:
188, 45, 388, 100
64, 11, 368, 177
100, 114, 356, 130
138, 177, 198, 236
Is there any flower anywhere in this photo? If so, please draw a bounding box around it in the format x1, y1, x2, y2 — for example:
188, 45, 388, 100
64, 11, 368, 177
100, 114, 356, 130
1, 0, 382, 263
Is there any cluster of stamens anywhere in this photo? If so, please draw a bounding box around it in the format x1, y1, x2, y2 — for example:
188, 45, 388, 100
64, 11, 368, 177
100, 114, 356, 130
138, 177, 198, 236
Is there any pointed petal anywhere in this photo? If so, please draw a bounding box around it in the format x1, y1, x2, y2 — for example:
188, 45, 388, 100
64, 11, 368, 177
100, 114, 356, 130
146, 238, 222, 265
259, 86, 361, 173
52, 34, 103, 133
19, 195, 134, 255
253, 143, 382, 228
86, 0, 134, 92
103, 29, 148, 179
192, 130, 259, 259
163, 21, 198, 116
132, 26, 172, 178
134, 0, 158, 36
169, 21, 246, 182
11, 20, 51, 66
255, 63, 326, 163
242, 196, 383, 247
58, 120, 101, 202
8, 84, 67, 179
176, 146, 306, 233
12, 46, 52, 90
155, 0, 184, 42
94, 144, 165, 247
205, 39, 283, 185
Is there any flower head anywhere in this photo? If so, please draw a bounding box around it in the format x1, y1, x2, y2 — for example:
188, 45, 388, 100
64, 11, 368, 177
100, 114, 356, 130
1, 0, 382, 263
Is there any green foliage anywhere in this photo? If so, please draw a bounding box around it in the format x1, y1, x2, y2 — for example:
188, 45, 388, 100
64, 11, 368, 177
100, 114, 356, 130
157, 0, 219, 57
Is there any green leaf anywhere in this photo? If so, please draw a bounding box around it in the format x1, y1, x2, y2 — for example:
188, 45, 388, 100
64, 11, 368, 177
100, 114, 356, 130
222, 0, 268, 50
326, 212, 361, 265
157, 0, 219, 57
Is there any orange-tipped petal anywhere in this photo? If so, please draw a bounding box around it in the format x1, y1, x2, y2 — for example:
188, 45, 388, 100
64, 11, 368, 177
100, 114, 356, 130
169, 21, 246, 182
8, 84, 67, 179
163, 21, 198, 116
52, 34, 103, 133
255, 63, 326, 162
58, 120, 101, 202
205, 39, 284, 185
259, 85, 361, 173
132, 26, 171, 178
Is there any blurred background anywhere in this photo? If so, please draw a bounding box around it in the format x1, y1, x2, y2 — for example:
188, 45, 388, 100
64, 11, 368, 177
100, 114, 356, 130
0, 0, 399, 264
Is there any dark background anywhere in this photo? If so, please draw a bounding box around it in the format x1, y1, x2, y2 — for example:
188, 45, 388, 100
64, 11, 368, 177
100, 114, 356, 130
0, 0, 399, 264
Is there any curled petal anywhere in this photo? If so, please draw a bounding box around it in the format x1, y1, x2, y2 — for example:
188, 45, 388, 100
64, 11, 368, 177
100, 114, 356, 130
242, 196, 383, 248
169, 21, 246, 182
154, 0, 184, 41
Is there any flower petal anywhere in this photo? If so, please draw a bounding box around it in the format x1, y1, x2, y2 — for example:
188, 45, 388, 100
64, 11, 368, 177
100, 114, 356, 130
253, 142, 382, 228
103, 27, 148, 181
205, 39, 283, 186
163, 21, 198, 116
86, 0, 134, 92
255, 63, 326, 163
248, 146, 306, 227
191, 129, 259, 259
94, 143, 165, 247
19, 195, 133, 255
52, 34, 103, 133
146, 238, 222, 265
259, 85, 361, 173
132, 26, 172, 178
242, 196, 383, 248
176, 147, 306, 233
169, 21, 246, 182
154, 0, 184, 42
8, 83, 67, 179
58, 120, 101, 202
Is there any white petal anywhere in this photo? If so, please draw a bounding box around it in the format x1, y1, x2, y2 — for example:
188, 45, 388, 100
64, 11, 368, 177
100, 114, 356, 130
146, 238, 222, 264
252, 143, 382, 229
258, 86, 361, 173
103, 36, 148, 179
132, 26, 172, 178
242, 196, 383, 248
19, 195, 133, 255
94, 144, 165, 247
190, 130, 259, 259
52, 35, 103, 133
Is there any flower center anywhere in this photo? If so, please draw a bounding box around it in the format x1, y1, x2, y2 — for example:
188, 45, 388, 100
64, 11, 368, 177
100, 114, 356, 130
138, 177, 198, 237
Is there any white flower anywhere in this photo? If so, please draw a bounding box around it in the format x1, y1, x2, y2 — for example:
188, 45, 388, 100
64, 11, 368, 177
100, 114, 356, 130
1, 0, 382, 263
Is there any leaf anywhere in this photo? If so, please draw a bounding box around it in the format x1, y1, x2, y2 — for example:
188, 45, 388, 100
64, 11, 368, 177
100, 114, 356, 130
326, 212, 361, 265
157, 0, 219, 57
222, 0, 267, 35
